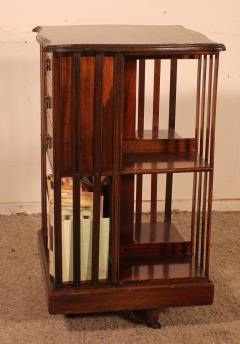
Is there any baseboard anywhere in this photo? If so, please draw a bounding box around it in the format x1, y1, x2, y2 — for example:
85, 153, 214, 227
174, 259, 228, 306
0, 198, 239, 215
141, 198, 240, 212
0, 202, 41, 215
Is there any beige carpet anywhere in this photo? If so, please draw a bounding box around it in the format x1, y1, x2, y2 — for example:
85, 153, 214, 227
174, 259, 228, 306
0, 212, 239, 344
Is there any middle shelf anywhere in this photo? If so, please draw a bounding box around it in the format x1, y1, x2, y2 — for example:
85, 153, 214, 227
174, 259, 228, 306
46, 127, 211, 176
121, 151, 212, 174
121, 129, 211, 174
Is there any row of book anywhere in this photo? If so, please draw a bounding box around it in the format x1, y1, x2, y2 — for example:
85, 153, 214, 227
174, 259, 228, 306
47, 175, 110, 282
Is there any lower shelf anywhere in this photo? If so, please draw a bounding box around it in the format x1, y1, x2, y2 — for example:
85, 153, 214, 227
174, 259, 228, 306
120, 255, 203, 282
38, 230, 214, 315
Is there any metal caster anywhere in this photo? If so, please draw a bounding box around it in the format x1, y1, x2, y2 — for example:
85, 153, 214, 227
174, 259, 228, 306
147, 321, 161, 329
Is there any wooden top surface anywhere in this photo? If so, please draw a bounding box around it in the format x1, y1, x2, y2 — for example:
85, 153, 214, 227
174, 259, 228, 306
33, 25, 225, 53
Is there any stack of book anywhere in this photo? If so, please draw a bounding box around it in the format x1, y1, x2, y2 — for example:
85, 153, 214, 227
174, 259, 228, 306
47, 175, 110, 282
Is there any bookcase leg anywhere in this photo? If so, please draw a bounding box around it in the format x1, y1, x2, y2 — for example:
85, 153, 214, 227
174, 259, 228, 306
120, 309, 161, 329
138, 309, 161, 329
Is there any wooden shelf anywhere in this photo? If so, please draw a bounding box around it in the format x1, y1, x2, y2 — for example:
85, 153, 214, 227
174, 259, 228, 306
120, 222, 198, 282
121, 221, 191, 258
134, 221, 184, 243
122, 152, 212, 174
135, 129, 181, 140
120, 255, 203, 282
123, 129, 196, 155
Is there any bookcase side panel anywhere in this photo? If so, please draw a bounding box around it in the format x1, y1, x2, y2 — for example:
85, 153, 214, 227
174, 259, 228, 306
54, 54, 73, 175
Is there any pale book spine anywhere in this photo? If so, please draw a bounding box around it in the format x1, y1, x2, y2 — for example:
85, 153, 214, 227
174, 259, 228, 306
80, 219, 92, 281
99, 218, 110, 279
61, 219, 73, 282
49, 216, 110, 282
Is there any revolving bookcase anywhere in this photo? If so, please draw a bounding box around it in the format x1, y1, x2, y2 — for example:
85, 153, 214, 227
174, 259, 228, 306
34, 25, 225, 328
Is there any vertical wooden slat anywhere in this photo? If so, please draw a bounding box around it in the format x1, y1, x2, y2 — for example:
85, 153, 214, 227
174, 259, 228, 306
121, 58, 137, 244
191, 173, 198, 255
137, 60, 145, 135
195, 172, 202, 264
152, 60, 161, 134
102, 57, 114, 172
40, 46, 48, 247
92, 53, 104, 284
205, 55, 214, 165
135, 60, 145, 230
206, 54, 219, 277
79, 57, 95, 175
112, 54, 124, 284
199, 56, 207, 157
191, 57, 202, 250
200, 55, 213, 270
60, 57, 74, 175
195, 57, 202, 148
164, 59, 177, 223
72, 53, 81, 286
151, 60, 161, 223
195, 55, 207, 264
53, 54, 62, 288
195, 56, 207, 263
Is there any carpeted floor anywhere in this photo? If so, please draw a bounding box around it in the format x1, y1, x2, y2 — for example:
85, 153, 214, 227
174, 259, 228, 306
0, 212, 239, 344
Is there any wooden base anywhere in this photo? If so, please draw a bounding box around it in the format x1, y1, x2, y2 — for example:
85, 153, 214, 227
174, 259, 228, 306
38, 230, 214, 315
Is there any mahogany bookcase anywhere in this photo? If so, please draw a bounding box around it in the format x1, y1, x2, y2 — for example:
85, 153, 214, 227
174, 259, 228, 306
34, 25, 225, 328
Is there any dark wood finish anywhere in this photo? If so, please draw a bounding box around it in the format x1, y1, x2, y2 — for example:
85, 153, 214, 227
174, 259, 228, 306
135, 60, 145, 231
123, 136, 196, 154
134, 222, 185, 243
151, 60, 161, 223
121, 221, 191, 258
57, 55, 73, 176
46, 114, 53, 171
120, 175, 135, 244
120, 58, 137, 245
111, 54, 124, 284
92, 53, 104, 283
40, 48, 48, 246
72, 53, 81, 286
206, 54, 219, 276
38, 230, 214, 314
102, 57, 114, 172
122, 152, 212, 174
200, 55, 213, 270
79, 56, 95, 174
48, 279, 214, 314
121, 242, 191, 259
52, 54, 63, 288
152, 60, 161, 133
191, 57, 202, 254
35, 26, 224, 324
165, 59, 177, 224
120, 255, 204, 282
33, 25, 225, 53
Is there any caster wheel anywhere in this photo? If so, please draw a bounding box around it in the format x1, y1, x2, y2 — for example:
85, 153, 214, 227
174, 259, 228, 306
147, 321, 161, 329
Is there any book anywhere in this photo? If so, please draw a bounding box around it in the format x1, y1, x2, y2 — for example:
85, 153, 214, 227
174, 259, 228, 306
49, 217, 110, 282
47, 174, 110, 282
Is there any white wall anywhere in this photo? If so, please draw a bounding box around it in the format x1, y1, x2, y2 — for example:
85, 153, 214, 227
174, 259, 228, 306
0, 0, 239, 214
